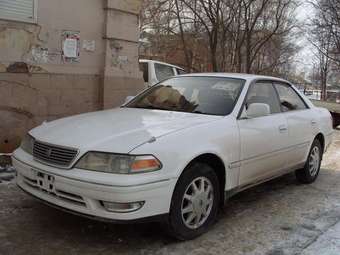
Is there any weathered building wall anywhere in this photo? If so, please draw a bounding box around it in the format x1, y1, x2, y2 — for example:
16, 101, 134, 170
102, 0, 143, 109
0, 0, 143, 153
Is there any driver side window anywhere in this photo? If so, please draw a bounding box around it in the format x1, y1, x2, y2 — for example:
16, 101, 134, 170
245, 82, 281, 115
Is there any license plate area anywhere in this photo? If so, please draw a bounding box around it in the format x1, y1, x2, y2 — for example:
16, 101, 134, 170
34, 170, 55, 193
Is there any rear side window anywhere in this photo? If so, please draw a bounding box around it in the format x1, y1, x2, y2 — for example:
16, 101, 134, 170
155, 63, 175, 81
274, 83, 307, 112
139, 63, 149, 82
246, 82, 281, 114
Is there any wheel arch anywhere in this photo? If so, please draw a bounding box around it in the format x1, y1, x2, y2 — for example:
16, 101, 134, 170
176, 153, 227, 208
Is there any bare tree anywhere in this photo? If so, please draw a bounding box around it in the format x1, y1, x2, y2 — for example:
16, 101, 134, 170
140, 0, 300, 77
177, 0, 224, 71
308, 0, 340, 100
309, 0, 340, 68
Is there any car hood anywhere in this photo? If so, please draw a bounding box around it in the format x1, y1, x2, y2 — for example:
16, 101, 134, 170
30, 108, 221, 153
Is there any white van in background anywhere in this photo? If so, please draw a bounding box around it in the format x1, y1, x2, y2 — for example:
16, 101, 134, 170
139, 59, 186, 87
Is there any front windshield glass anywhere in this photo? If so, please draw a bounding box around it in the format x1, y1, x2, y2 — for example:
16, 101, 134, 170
125, 76, 245, 116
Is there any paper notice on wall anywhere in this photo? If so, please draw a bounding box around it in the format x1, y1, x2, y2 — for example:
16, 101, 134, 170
30, 47, 49, 64
118, 55, 128, 62
83, 40, 96, 52
63, 38, 78, 58
61, 30, 80, 63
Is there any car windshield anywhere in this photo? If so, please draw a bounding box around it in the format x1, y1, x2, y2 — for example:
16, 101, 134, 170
125, 76, 245, 116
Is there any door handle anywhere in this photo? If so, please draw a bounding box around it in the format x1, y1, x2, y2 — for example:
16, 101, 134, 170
311, 120, 317, 125
279, 125, 288, 132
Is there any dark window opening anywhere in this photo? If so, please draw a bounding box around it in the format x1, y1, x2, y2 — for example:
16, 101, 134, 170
139, 63, 149, 83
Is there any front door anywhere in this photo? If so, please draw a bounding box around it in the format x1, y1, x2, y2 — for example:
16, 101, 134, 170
237, 81, 289, 186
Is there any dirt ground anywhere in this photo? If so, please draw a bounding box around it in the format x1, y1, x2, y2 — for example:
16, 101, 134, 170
1, 131, 340, 255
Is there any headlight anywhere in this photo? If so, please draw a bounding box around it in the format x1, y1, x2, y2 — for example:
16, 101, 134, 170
20, 134, 34, 155
75, 152, 162, 174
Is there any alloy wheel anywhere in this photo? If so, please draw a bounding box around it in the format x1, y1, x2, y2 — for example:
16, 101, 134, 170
309, 146, 320, 177
181, 177, 214, 229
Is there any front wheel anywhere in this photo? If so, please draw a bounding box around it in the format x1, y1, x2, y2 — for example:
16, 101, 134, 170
165, 163, 220, 240
296, 139, 323, 184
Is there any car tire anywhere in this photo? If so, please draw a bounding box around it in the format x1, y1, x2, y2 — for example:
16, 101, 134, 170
296, 139, 323, 184
164, 163, 220, 240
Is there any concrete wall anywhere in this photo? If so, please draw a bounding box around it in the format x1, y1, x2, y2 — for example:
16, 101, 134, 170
103, 0, 143, 109
0, 0, 143, 153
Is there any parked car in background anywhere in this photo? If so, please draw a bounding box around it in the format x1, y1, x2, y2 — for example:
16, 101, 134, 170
13, 74, 333, 240
139, 59, 186, 87
312, 100, 340, 128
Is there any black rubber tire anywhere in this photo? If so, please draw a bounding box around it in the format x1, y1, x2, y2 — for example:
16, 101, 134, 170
164, 163, 220, 240
295, 139, 323, 184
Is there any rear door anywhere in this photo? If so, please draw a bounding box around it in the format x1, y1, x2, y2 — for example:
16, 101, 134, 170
273, 82, 316, 168
238, 81, 289, 186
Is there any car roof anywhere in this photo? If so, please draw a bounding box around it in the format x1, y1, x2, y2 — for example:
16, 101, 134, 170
178, 73, 290, 83
139, 59, 185, 71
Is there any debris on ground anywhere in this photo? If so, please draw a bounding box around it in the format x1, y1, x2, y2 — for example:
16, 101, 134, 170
0, 155, 15, 183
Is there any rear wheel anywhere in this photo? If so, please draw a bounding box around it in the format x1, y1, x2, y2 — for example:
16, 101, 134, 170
296, 139, 323, 184
165, 163, 220, 240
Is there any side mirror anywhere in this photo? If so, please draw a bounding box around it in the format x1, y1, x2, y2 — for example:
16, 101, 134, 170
124, 96, 134, 104
246, 103, 270, 118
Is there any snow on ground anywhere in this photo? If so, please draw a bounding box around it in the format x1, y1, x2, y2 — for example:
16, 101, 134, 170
301, 221, 340, 255
0, 131, 339, 255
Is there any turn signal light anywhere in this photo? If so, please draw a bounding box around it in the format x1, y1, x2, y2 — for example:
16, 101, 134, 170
131, 156, 161, 173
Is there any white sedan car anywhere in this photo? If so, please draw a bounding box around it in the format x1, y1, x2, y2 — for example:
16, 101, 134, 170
13, 74, 333, 240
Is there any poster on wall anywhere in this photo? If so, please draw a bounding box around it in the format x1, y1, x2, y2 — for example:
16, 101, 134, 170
61, 31, 80, 63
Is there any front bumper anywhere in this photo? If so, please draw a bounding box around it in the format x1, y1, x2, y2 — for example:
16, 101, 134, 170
13, 154, 177, 221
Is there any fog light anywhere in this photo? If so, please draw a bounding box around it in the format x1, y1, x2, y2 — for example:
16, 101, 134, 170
101, 201, 145, 213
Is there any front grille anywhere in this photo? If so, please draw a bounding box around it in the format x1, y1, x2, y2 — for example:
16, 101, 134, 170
33, 140, 78, 167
